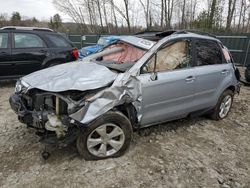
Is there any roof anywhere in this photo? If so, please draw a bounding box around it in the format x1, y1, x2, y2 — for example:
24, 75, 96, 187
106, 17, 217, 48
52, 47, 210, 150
0, 26, 54, 32
119, 36, 156, 50
171, 32, 221, 43
134, 29, 220, 43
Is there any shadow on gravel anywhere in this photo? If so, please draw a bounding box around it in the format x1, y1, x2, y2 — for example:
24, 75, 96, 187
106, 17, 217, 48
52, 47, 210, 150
0, 80, 16, 88
40, 117, 206, 163
137, 116, 206, 136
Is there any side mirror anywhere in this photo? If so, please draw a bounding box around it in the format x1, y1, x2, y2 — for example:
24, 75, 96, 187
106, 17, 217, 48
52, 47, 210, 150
150, 72, 158, 81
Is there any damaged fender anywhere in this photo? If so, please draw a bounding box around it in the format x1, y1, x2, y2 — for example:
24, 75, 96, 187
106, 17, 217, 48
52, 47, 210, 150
70, 72, 142, 124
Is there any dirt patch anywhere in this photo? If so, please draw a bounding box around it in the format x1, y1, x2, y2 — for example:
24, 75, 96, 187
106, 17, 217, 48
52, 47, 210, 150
0, 82, 249, 188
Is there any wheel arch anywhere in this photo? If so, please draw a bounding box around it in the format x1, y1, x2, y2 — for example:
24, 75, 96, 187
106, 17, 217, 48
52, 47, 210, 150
114, 103, 138, 129
226, 85, 236, 93
42, 55, 67, 68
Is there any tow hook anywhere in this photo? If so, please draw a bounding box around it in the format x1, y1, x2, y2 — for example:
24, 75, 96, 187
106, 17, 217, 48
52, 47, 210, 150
41, 149, 50, 160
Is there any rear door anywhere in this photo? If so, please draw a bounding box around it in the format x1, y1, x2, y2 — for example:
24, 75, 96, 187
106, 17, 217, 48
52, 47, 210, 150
45, 33, 75, 62
0, 32, 13, 77
193, 39, 232, 109
11, 32, 48, 76
138, 39, 196, 126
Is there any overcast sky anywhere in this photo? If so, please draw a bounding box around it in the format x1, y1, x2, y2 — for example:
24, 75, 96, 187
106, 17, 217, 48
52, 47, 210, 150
0, 0, 70, 21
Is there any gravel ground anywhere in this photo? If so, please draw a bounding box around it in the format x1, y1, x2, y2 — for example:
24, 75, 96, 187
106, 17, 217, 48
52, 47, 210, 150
0, 78, 249, 188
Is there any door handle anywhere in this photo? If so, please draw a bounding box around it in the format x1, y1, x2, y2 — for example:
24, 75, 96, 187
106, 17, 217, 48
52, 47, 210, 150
185, 76, 195, 83
221, 69, 229, 74
39, 50, 47, 53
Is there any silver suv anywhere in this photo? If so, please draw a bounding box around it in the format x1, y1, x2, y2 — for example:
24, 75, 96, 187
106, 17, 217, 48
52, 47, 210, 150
9, 31, 240, 160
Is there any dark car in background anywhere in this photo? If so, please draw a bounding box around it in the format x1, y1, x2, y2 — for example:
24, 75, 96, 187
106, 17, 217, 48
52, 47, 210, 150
0, 26, 78, 80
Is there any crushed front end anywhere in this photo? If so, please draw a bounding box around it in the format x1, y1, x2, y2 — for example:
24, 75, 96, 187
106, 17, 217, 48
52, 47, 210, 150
9, 80, 89, 147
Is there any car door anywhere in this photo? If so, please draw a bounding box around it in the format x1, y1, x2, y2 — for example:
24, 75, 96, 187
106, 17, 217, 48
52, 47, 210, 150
193, 39, 232, 109
0, 32, 13, 77
138, 39, 196, 126
11, 32, 48, 76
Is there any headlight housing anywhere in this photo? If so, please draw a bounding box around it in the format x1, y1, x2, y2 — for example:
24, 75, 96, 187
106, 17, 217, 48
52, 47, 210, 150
15, 80, 29, 94
15, 81, 22, 93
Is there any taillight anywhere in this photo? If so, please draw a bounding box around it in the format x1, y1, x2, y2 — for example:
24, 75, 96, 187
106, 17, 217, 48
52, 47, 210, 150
72, 49, 79, 60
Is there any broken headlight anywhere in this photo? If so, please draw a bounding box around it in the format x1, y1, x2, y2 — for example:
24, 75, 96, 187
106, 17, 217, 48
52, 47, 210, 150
15, 80, 22, 93
15, 80, 30, 94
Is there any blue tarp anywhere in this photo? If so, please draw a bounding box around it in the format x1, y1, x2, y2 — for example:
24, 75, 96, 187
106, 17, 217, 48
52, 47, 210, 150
78, 36, 120, 60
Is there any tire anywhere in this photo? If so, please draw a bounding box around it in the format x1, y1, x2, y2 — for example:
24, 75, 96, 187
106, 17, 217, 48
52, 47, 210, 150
210, 90, 234, 120
245, 66, 250, 82
76, 111, 133, 160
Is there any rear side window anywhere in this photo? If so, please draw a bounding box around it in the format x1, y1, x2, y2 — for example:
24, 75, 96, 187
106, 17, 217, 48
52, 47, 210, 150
195, 40, 222, 66
222, 47, 231, 63
14, 33, 45, 48
46, 34, 71, 47
0, 33, 8, 48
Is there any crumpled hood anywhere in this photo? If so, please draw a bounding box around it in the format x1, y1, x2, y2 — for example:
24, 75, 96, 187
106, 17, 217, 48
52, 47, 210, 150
22, 61, 118, 92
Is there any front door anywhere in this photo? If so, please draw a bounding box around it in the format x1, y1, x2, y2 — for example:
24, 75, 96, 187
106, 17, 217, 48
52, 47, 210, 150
0, 32, 13, 77
138, 39, 196, 126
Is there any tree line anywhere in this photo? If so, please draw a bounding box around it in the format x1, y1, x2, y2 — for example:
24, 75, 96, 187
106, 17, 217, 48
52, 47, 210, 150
53, 0, 250, 34
0, 0, 249, 34
0, 12, 63, 31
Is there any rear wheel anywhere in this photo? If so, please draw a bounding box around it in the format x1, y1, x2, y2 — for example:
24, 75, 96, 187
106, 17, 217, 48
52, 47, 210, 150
210, 90, 234, 120
76, 111, 132, 160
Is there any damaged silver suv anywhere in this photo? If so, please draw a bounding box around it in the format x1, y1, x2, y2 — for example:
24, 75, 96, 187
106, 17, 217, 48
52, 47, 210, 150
10, 31, 240, 160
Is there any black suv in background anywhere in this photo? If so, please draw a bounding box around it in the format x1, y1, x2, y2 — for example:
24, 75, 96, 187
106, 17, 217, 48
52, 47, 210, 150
0, 26, 78, 80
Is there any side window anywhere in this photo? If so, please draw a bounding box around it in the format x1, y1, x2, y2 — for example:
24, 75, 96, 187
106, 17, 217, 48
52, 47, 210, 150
142, 40, 191, 73
14, 33, 45, 48
0, 33, 8, 48
46, 34, 71, 47
222, 46, 231, 63
196, 40, 222, 66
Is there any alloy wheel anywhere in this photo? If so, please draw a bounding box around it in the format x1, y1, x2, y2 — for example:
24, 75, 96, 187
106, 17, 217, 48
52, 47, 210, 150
86, 123, 125, 157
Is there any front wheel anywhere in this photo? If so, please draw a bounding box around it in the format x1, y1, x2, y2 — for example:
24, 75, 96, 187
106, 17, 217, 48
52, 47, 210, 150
210, 90, 234, 120
76, 111, 133, 160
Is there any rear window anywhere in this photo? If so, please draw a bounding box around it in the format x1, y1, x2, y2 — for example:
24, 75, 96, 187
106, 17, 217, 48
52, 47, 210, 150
46, 34, 71, 47
0, 33, 8, 48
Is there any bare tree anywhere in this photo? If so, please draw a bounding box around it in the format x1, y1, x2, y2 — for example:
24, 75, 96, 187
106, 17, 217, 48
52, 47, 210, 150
161, 0, 164, 27
208, 0, 216, 29
165, 0, 174, 28
53, 0, 92, 33
0, 13, 8, 27
238, 0, 244, 31
181, 0, 186, 28
102, 0, 110, 33
110, 0, 118, 33
139, 0, 151, 29
226, 0, 237, 30
112, 0, 131, 32
96, 0, 104, 32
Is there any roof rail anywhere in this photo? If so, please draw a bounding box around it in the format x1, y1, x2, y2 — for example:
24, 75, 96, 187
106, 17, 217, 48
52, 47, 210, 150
174, 30, 217, 38
0, 26, 54, 32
